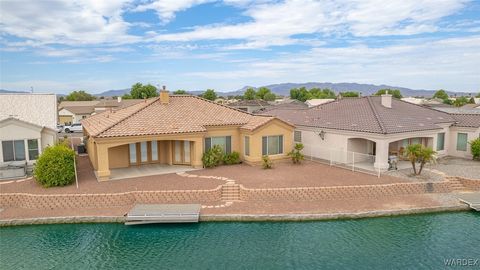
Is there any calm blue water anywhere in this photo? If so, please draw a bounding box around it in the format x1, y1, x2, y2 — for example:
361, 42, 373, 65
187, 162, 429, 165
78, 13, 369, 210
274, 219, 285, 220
1, 212, 479, 269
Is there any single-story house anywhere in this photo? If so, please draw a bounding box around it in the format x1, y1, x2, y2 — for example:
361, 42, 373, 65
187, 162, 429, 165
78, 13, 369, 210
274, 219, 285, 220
0, 94, 57, 177
263, 93, 480, 170
82, 90, 295, 181
229, 99, 271, 113
58, 98, 144, 125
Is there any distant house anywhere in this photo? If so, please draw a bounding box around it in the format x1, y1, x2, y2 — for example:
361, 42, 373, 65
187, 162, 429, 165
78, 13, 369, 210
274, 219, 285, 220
305, 99, 335, 107
0, 94, 57, 172
264, 93, 480, 169
82, 91, 294, 181
58, 98, 143, 125
228, 99, 271, 113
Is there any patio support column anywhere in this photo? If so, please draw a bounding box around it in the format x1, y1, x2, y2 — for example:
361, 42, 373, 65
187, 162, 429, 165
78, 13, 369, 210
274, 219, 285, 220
96, 144, 111, 181
192, 138, 203, 168
374, 140, 389, 170
167, 141, 173, 165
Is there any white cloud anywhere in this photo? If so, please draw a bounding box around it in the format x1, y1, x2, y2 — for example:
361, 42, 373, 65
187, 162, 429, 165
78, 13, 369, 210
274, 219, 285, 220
185, 35, 480, 91
133, 0, 214, 23
0, 0, 139, 45
154, 0, 469, 48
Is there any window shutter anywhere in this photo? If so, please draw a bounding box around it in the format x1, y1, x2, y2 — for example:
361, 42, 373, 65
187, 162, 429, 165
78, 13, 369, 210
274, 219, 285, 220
205, 137, 211, 151
279, 135, 283, 154
226, 136, 231, 154
262, 136, 267, 155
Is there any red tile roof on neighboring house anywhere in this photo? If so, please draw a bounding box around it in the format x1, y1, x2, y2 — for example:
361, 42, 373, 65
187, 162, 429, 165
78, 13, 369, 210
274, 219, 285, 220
82, 95, 293, 138
262, 96, 456, 134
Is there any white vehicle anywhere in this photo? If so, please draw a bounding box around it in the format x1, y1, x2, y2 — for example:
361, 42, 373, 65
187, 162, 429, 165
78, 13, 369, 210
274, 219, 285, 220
56, 124, 63, 133
64, 123, 82, 133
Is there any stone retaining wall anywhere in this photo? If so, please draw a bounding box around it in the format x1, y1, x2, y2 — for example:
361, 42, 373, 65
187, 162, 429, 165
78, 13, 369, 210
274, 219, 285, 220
456, 177, 480, 191
0, 187, 222, 209
239, 182, 452, 201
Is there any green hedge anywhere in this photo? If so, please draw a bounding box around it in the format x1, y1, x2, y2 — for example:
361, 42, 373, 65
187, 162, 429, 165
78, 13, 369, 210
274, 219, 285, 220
34, 143, 75, 187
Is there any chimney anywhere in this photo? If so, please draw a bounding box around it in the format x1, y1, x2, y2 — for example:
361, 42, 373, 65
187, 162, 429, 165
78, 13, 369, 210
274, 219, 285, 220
381, 90, 392, 108
117, 96, 122, 103
160, 85, 169, 104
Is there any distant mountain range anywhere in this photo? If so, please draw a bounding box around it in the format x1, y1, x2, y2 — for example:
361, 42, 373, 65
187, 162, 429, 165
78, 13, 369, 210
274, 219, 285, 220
2, 82, 477, 98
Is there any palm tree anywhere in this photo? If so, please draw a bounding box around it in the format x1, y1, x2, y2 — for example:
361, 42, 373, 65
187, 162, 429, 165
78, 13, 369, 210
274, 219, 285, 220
404, 144, 437, 175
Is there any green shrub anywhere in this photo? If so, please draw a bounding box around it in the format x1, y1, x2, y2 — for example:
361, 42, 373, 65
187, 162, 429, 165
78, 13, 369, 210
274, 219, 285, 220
223, 151, 241, 165
34, 143, 75, 187
470, 138, 480, 160
288, 143, 305, 164
262, 155, 273, 169
202, 145, 224, 168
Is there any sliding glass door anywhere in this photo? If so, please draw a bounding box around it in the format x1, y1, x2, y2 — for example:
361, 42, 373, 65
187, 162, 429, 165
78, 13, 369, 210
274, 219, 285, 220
173, 140, 191, 165
129, 141, 160, 165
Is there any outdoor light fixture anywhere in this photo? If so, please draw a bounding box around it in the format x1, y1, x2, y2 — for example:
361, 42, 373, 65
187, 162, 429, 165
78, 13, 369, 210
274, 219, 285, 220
318, 130, 326, 140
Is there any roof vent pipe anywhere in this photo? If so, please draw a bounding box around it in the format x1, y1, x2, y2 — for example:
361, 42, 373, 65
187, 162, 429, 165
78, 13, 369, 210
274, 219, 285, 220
381, 91, 392, 108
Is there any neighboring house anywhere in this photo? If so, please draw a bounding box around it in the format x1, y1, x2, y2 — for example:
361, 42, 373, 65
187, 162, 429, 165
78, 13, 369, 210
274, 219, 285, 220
448, 114, 480, 158
58, 98, 144, 124
0, 94, 57, 170
263, 94, 480, 169
305, 99, 335, 107
229, 99, 271, 113
82, 91, 294, 181
58, 100, 97, 125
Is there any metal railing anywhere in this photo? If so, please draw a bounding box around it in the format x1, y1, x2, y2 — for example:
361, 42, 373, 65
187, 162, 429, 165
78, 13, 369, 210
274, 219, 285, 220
302, 144, 381, 177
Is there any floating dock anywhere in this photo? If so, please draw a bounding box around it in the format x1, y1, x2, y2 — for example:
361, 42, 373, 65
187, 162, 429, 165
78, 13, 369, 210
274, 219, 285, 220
125, 204, 201, 225
456, 193, 480, 211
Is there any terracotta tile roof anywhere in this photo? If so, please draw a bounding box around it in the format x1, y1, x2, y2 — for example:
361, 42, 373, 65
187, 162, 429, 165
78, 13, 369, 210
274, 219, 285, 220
82, 95, 292, 138
262, 96, 456, 134
240, 115, 278, 131
451, 114, 480, 128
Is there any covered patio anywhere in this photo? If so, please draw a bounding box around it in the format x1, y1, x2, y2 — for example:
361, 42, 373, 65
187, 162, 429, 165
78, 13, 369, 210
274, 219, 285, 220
109, 163, 199, 180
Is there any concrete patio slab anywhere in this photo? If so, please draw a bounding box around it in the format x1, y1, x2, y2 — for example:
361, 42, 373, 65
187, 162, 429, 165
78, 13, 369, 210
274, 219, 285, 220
109, 164, 199, 180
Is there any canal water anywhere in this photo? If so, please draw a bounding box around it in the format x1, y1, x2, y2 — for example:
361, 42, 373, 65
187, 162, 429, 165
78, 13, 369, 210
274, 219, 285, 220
1, 212, 479, 269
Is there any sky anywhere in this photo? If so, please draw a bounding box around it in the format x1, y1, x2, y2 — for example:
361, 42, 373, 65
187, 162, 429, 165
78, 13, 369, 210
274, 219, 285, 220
0, 0, 479, 94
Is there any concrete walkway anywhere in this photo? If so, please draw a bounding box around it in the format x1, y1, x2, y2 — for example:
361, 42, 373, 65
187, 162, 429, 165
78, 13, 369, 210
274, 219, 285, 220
109, 164, 199, 180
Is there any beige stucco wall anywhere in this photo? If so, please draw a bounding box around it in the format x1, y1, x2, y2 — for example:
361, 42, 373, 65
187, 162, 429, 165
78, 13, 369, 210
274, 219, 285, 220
241, 119, 294, 163
448, 127, 480, 158
205, 126, 241, 153
108, 144, 129, 169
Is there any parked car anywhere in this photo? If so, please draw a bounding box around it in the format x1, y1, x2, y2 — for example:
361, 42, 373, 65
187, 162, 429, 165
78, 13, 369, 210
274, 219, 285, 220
56, 124, 63, 133
64, 123, 83, 133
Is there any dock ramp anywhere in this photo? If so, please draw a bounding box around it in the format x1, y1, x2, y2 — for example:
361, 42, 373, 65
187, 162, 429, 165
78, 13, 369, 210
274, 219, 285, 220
456, 193, 480, 211
126, 204, 201, 225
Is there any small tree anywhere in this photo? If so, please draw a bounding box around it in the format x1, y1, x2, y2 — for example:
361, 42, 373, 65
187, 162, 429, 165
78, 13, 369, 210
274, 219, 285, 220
470, 138, 480, 160
34, 143, 75, 187
244, 88, 256, 100
340, 91, 359, 97
404, 144, 437, 175
288, 143, 305, 164
453, 96, 469, 107
130, 83, 158, 99
374, 89, 403, 99
433, 89, 449, 100
202, 89, 217, 101
65, 90, 95, 101
173, 89, 187, 95
255, 87, 272, 100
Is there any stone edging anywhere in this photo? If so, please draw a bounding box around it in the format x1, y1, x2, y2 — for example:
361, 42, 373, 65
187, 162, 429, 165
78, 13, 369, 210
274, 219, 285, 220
0, 205, 470, 226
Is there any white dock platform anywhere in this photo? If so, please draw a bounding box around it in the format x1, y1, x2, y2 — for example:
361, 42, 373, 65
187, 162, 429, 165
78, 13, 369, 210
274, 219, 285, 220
456, 193, 480, 211
125, 204, 201, 225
